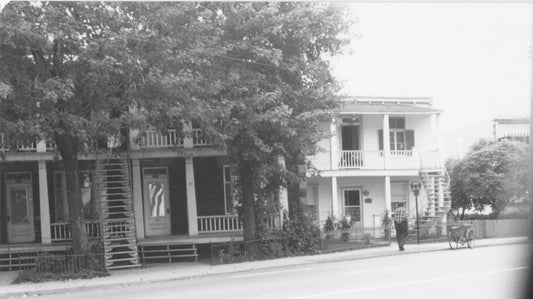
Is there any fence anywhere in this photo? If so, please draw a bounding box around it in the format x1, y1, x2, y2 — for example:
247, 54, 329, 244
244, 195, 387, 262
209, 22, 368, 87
210, 237, 300, 263
0, 249, 106, 274
452, 219, 529, 239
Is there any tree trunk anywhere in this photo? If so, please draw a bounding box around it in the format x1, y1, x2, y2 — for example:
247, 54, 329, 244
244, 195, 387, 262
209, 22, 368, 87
239, 160, 256, 252
460, 208, 466, 220
55, 133, 89, 254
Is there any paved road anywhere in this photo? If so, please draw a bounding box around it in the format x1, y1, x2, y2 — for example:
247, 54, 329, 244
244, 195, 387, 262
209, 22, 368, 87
26, 243, 531, 299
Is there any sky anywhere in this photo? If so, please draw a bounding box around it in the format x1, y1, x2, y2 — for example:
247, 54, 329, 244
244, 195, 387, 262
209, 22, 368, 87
330, 2, 531, 159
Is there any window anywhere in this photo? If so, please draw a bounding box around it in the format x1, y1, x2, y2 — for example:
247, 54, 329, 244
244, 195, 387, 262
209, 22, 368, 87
223, 166, 236, 214
305, 184, 319, 220
343, 189, 361, 222
378, 117, 415, 151
53, 171, 96, 222
391, 183, 408, 213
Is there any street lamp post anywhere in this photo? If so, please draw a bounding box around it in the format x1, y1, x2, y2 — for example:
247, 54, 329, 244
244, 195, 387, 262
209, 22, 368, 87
410, 181, 422, 245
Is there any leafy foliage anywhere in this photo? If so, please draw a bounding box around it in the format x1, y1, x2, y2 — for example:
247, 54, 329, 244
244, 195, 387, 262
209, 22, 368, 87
0, 2, 351, 250
448, 139, 529, 219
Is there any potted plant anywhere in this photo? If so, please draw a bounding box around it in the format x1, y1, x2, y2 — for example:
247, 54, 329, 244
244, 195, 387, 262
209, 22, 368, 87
381, 210, 393, 242
340, 215, 351, 242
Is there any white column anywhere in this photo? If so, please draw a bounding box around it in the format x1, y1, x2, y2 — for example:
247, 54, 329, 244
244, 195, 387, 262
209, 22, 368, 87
384, 175, 392, 212
185, 157, 198, 235
129, 129, 140, 151
183, 122, 194, 148
331, 176, 339, 218
131, 159, 145, 239
36, 140, 47, 152
38, 161, 52, 244
278, 157, 289, 214
435, 113, 443, 167
383, 114, 390, 169
330, 120, 338, 170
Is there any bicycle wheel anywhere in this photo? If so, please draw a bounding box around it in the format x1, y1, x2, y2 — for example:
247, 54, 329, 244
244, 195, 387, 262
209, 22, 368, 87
466, 229, 475, 248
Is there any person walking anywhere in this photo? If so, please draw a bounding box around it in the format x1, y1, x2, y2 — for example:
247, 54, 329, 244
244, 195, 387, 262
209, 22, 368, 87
393, 203, 409, 251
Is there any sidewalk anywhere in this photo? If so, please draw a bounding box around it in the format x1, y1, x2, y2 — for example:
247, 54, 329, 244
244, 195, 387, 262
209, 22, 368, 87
0, 236, 528, 297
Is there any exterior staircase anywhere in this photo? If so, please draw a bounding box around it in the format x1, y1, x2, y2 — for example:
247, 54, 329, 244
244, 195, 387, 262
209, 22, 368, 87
415, 169, 452, 237
96, 155, 140, 270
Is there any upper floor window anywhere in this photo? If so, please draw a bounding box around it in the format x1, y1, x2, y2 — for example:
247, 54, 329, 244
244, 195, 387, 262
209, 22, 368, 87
378, 117, 415, 151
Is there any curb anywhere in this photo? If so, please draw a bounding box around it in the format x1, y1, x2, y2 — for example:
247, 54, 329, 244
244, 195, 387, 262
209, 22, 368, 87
1, 237, 528, 298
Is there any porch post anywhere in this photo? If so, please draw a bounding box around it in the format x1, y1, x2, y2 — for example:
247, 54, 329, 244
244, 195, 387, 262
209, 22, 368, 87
384, 175, 392, 212
278, 156, 289, 215
435, 113, 442, 167
331, 176, 339, 218
383, 114, 390, 169
38, 161, 52, 244
131, 159, 145, 239
330, 120, 338, 170
185, 157, 198, 235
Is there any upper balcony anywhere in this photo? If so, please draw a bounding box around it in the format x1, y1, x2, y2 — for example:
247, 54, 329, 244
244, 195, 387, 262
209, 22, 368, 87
308, 148, 441, 172
137, 128, 211, 149
307, 99, 443, 174
0, 133, 56, 153
0, 127, 213, 155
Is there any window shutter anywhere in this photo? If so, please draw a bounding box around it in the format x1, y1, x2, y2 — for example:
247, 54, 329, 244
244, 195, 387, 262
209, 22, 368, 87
378, 130, 383, 150
406, 130, 415, 150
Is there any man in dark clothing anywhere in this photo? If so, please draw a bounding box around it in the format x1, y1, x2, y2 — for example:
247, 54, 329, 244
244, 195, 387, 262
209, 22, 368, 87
393, 203, 409, 251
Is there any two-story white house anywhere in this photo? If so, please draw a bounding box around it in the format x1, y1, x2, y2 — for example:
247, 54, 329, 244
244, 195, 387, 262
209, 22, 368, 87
305, 97, 451, 233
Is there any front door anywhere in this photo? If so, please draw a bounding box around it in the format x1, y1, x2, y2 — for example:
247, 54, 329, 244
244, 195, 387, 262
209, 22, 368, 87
143, 168, 171, 236
6, 172, 35, 243
343, 189, 361, 224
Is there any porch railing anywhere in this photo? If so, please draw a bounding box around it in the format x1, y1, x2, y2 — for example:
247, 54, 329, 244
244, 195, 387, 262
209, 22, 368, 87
198, 214, 281, 233
198, 215, 242, 233
50, 221, 100, 242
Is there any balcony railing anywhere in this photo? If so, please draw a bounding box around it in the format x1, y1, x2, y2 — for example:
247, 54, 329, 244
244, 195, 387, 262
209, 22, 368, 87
312, 150, 423, 170
140, 128, 211, 149
339, 150, 365, 168
141, 129, 184, 148
1, 133, 57, 153
192, 129, 210, 146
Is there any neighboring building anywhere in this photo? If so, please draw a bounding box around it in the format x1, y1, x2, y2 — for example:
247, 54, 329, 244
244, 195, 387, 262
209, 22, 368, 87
305, 97, 451, 234
0, 129, 286, 270
493, 118, 530, 143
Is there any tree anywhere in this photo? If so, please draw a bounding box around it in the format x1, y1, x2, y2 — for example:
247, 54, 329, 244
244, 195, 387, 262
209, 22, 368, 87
0, 2, 225, 253
0, 2, 350, 254
448, 139, 529, 219
207, 3, 351, 246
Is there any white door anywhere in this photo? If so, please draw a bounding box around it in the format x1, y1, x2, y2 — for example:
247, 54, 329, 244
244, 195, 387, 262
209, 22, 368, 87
143, 168, 171, 236
343, 189, 361, 224
6, 172, 35, 243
